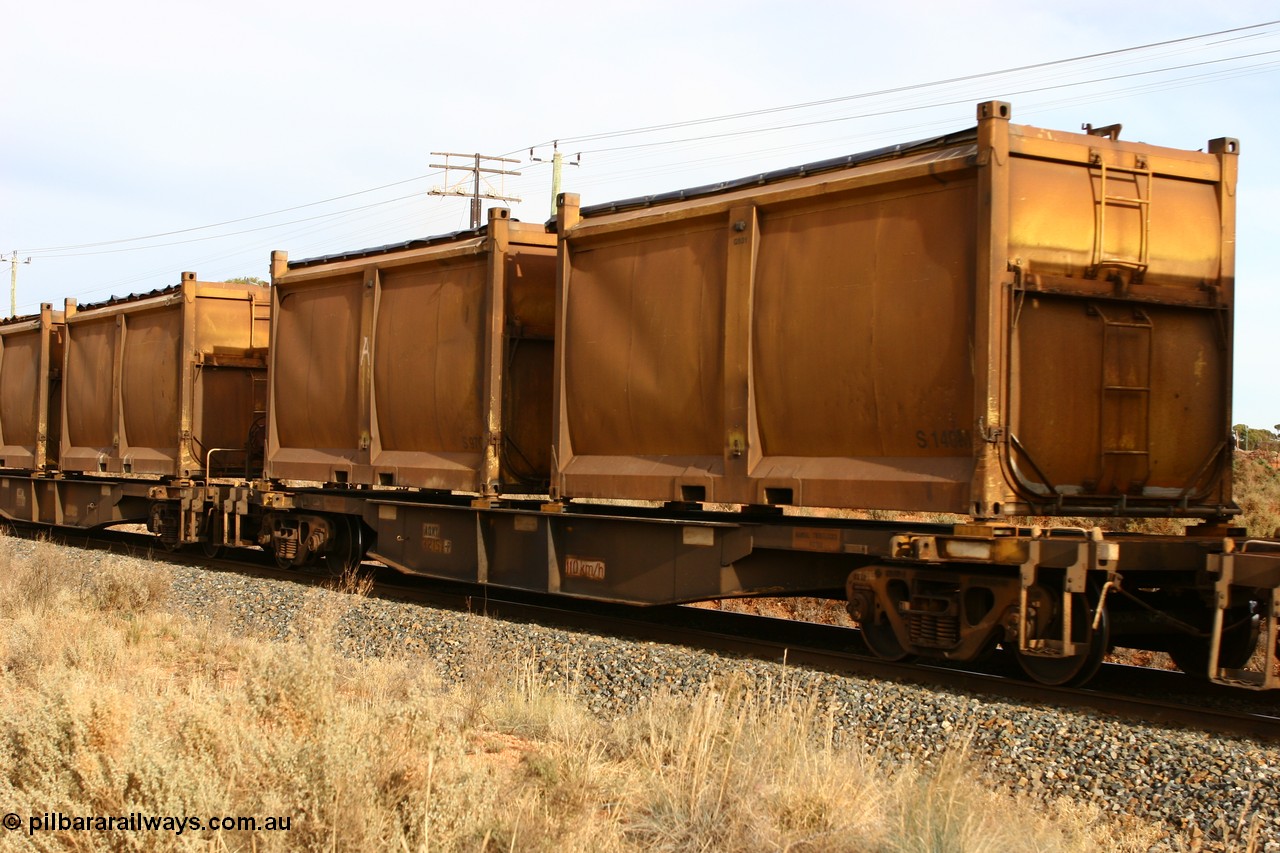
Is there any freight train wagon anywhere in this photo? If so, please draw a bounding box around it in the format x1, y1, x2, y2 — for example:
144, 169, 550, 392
5, 103, 1280, 690
552, 101, 1236, 521
0, 276, 268, 531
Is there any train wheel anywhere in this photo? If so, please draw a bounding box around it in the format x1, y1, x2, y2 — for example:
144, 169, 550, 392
1168, 605, 1259, 677
324, 516, 366, 575
1016, 594, 1110, 687
859, 617, 911, 662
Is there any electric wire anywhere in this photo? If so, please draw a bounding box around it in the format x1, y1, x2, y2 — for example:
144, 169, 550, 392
9, 19, 1279, 276
572, 49, 1280, 157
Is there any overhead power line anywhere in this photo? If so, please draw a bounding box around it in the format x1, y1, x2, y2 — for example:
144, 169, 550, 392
574, 48, 1280, 156
533, 19, 1280, 148
33, 192, 428, 259
15, 18, 1280, 260
21, 172, 439, 254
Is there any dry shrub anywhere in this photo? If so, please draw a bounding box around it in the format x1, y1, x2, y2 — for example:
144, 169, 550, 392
0, 537, 85, 616
83, 557, 170, 615
885, 742, 1164, 853
323, 562, 375, 598
615, 676, 885, 851
0, 535, 1186, 852
0, 537, 168, 619
1233, 451, 1280, 538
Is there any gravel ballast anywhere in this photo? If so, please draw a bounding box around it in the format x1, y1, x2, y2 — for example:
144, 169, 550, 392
13, 538, 1280, 850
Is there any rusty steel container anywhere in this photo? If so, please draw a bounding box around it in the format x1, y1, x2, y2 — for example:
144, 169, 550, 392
60, 275, 270, 478
266, 208, 556, 494
0, 304, 66, 471
553, 101, 1238, 518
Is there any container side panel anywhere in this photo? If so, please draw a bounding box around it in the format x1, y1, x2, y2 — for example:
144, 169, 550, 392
1009, 159, 1221, 286
373, 261, 485, 454
1007, 152, 1231, 508
64, 319, 116, 450
0, 331, 42, 452
1013, 296, 1227, 500
120, 309, 181, 451
199, 367, 263, 454
195, 293, 262, 352
1012, 297, 1102, 486
506, 251, 556, 337
564, 223, 726, 456
1147, 312, 1228, 495
753, 183, 977, 458
1145, 178, 1223, 286
504, 337, 553, 486
504, 249, 556, 488
48, 329, 64, 467
273, 278, 362, 449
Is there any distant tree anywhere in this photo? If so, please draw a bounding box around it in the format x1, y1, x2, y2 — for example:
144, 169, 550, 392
225, 276, 267, 286
1233, 424, 1279, 452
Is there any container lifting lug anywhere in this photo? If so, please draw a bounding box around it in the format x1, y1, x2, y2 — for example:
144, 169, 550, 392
977, 419, 1004, 444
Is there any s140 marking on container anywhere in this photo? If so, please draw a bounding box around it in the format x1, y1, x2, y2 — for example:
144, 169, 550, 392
565, 556, 606, 581
915, 428, 972, 450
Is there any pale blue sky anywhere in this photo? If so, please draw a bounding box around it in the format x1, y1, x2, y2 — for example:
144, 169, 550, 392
3, 1, 1277, 427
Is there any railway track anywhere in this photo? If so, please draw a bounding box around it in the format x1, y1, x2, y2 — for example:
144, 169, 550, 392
28, 523, 1280, 743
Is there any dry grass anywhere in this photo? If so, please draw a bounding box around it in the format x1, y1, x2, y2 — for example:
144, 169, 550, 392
0, 535, 1185, 851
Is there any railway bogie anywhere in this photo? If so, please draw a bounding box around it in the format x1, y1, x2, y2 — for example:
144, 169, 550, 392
5, 102, 1280, 692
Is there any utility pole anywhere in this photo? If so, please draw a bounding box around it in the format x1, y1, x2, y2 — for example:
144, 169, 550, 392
428, 153, 522, 229
8, 251, 31, 318
531, 143, 580, 218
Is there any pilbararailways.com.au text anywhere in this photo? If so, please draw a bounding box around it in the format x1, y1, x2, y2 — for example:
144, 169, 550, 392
8, 811, 292, 836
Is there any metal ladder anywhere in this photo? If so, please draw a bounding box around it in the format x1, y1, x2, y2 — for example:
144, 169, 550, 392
1091, 159, 1153, 282
250, 297, 272, 351
1096, 304, 1152, 494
